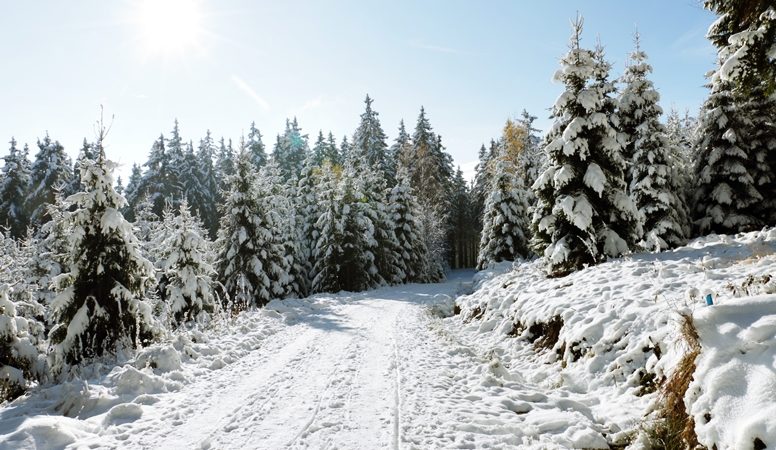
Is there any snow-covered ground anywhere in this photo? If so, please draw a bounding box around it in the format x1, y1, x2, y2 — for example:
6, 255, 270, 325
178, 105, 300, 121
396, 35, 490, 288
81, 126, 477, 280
2, 229, 775, 449
456, 229, 776, 449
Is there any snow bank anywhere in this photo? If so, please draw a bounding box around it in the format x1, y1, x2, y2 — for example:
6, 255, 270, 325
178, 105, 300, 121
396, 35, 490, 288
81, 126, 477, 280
688, 295, 776, 449
454, 229, 776, 448
0, 298, 312, 449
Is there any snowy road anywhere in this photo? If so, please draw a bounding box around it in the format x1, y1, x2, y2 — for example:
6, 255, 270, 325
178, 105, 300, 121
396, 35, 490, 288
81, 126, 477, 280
103, 272, 488, 450
1, 270, 616, 449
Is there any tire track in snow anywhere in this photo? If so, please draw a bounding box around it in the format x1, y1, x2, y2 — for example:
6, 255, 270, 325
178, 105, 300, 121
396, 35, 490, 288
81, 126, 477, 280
286, 333, 362, 447
392, 315, 402, 450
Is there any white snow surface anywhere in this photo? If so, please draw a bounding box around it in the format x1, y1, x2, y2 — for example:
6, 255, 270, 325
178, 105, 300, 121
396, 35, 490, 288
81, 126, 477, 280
456, 228, 776, 449
2, 230, 776, 449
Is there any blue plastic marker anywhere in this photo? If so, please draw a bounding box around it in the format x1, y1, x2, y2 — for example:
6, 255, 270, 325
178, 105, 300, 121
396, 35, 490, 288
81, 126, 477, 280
705, 294, 713, 306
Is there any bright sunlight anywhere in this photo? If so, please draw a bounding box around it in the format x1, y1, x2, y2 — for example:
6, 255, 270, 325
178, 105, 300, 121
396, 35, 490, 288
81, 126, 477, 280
134, 0, 204, 57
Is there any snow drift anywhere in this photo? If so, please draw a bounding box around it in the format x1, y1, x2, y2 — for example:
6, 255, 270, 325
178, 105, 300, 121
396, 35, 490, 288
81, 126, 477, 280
456, 228, 776, 449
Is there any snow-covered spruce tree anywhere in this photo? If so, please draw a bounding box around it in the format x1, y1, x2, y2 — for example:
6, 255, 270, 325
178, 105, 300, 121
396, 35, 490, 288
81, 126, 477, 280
196, 130, 220, 238
705, 0, 776, 225
665, 109, 695, 174
216, 137, 235, 192
472, 140, 499, 230
23, 198, 72, 316
310, 164, 376, 293
133, 194, 163, 265
388, 172, 429, 282
64, 139, 97, 197
139, 133, 174, 217
4, 231, 47, 343
122, 163, 144, 222
310, 162, 342, 293
477, 157, 531, 270
165, 120, 186, 208
340, 136, 351, 164
49, 134, 156, 370
337, 171, 377, 291
156, 201, 218, 327
416, 200, 447, 282
246, 122, 267, 170
708, 0, 776, 95
311, 131, 329, 167
532, 18, 641, 276
272, 118, 309, 181
0, 284, 46, 402
354, 166, 403, 286
390, 120, 412, 183
402, 107, 454, 277
296, 153, 322, 291
323, 132, 341, 167
619, 36, 690, 250
257, 161, 300, 298
0, 138, 31, 239
217, 150, 286, 310
692, 78, 764, 234
351, 95, 393, 182
28, 134, 73, 230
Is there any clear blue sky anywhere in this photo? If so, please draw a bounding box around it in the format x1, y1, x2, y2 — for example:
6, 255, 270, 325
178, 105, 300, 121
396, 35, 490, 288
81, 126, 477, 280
0, 0, 716, 182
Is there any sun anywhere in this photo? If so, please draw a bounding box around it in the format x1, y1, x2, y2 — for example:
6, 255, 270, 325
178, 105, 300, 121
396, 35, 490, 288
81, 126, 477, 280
134, 0, 205, 57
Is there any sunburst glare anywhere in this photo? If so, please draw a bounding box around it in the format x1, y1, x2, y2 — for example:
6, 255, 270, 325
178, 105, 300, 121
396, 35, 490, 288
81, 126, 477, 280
133, 0, 205, 57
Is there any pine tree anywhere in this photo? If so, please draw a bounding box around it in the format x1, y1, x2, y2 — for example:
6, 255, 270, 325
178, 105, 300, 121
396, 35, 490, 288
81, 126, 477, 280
257, 161, 299, 298
49, 129, 156, 370
272, 118, 309, 181
516, 110, 545, 192
666, 109, 696, 173
351, 95, 392, 181
246, 122, 267, 170
66, 139, 97, 196
311, 131, 328, 167
310, 162, 342, 294
472, 140, 498, 230
403, 107, 454, 276
0, 138, 31, 239
156, 201, 218, 326
26, 199, 71, 314
0, 284, 46, 401
619, 36, 690, 250
337, 171, 376, 291
167, 119, 186, 201
197, 130, 220, 238
123, 163, 144, 222
28, 134, 73, 229
355, 166, 403, 286
310, 164, 376, 293
705, 0, 776, 225
180, 140, 211, 225
295, 151, 325, 293
477, 158, 531, 269
390, 121, 412, 183
692, 79, 764, 234
324, 132, 341, 166
532, 17, 641, 276
217, 150, 286, 310
449, 168, 479, 269
388, 173, 429, 282
340, 136, 351, 164
216, 137, 235, 193
139, 134, 172, 218
708, 0, 776, 95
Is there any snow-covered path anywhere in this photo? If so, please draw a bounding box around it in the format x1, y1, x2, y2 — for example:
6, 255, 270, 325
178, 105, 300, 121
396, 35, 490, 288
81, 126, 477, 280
115, 271, 477, 450
1, 270, 616, 449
